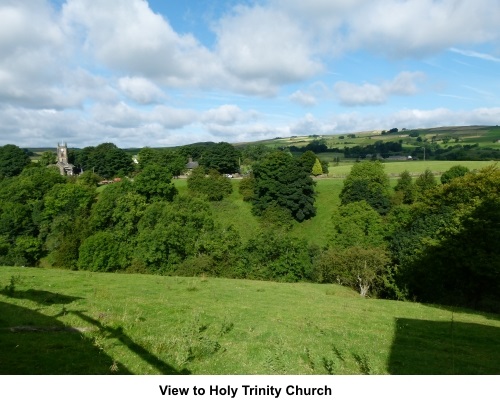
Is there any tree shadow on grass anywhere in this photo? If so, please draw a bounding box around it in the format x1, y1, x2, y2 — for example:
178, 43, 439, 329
0, 289, 82, 306
0, 289, 190, 375
388, 318, 500, 374
0, 301, 130, 374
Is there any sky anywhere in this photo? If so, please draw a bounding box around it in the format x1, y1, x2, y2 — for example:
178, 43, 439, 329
1, 0, 500, 148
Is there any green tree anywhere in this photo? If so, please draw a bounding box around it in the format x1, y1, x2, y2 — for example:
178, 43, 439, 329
394, 170, 415, 204
134, 164, 178, 202
137, 147, 186, 176
298, 150, 317, 173
340, 161, 391, 214
329, 201, 386, 249
38, 151, 57, 166
241, 230, 314, 282
314, 245, 390, 297
0, 144, 31, 177
389, 166, 500, 311
238, 175, 255, 202
187, 167, 232, 201
415, 169, 437, 196
440, 165, 470, 184
74, 143, 133, 178
252, 151, 316, 222
199, 142, 240, 174
312, 158, 323, 176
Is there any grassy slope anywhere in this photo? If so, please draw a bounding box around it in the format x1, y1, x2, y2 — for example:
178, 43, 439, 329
1, 267, 499, 375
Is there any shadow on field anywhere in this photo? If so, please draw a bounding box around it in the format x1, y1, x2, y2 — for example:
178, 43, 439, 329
0, 289, 82, 306
0, 289, 190, 375
0, 301, 130, 374
388, 318, 500, 374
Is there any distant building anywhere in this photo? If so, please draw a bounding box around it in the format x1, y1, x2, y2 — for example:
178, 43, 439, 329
56, 142, 75, 176
186, 157, 199, 170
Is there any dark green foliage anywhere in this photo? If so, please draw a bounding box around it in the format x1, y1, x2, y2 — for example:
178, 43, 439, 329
394, 170, 415, 204
259, 204, 295, 230
137, 147, 186, 176
76, 171, 102, 187
440, 165, 470, 184
187, 167, 232, 201
199, 142, 240, 174
252, 151, 316, 222
74, 143, 133, 178
0, 144, 31, 177
78, 231, 129, 272
241, 231, 314, 282
38, 151, 57, 166
133, 197, 217, 273
389, 166, 500, 312
134, 164, 178, 202
340, 161, 391, 214
329, 201, 386, 249
298, 151, 317, 173
414, 169, 437, 196
240, 144, 272, 164
238, 175, 255, 202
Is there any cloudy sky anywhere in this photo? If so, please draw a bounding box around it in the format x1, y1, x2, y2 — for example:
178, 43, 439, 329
1, 0, 500, 148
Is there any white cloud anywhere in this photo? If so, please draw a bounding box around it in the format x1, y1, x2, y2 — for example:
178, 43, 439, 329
201, 104, 255, 126
289, 90, 317, 107
334, 71, 425, 106
450, 48, 500, 63
213, 5, 323, 95
273, 0, 500, 57
118, 76, 166, 104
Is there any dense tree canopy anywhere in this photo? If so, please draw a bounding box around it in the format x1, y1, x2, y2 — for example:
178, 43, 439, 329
0, 144, 31, 177
74, 143, 133, 178
340, 161, 391, 214
252, 151, 316, 222
199, 142, 240, 174
390, 166, 500, 311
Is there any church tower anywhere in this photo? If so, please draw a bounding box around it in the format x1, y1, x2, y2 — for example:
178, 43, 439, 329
56, 142, 74, 176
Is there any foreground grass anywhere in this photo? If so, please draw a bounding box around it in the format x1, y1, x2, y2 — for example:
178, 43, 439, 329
1, 267, 499, 375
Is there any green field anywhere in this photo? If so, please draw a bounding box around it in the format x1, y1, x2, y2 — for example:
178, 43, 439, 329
327, 160, 496, 177
1, 267, 499, 375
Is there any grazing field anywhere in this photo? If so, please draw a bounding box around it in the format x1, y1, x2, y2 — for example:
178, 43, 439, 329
327, 160, 496, 177
1, 267, 499, 375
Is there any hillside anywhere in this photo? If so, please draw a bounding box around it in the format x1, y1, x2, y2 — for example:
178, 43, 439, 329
1, 267, 499, 375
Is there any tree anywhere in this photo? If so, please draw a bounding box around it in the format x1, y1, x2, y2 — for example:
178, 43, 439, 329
187, 167, 232, 201
389, 166, 500, 311
441, 165, 470, 184
242, 230, 314, 282
298, 151, 317, 172
134, 164, 178, 202
238, 175, 255, 201
0, 144, 31, 177
394, 170, 415, 204
312, 158, 323, 176
137, 147, 186, 177
414, 169, 437, 196
252, 151, 316, 222
340, 161, 391, 214
329, 201, 386, 249
74, 143, 133, 178
38, 151, 57, 166
199, 142, 240, 174
314, 245, 390, 297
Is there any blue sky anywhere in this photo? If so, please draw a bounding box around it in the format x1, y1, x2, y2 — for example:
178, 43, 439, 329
0, 0, 499, 148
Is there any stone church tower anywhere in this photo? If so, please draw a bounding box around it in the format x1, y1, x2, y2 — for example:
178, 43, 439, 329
56, 142, 75, 176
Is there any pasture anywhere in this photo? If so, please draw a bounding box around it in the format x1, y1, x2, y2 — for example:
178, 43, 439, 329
1, 267, 499, 375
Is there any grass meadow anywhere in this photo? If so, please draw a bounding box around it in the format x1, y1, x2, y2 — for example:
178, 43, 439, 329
1, 267, 499, 375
